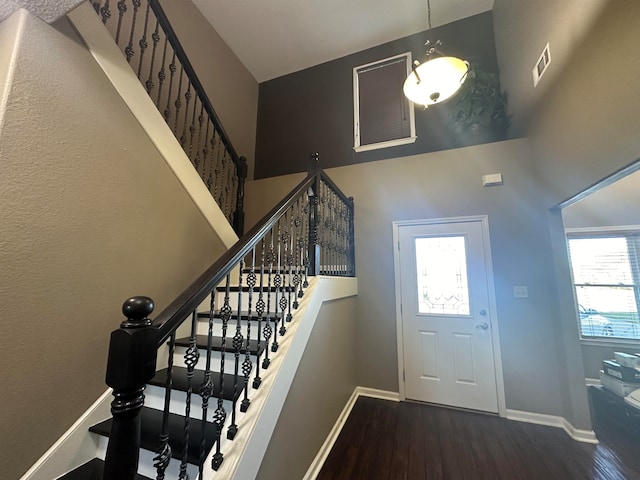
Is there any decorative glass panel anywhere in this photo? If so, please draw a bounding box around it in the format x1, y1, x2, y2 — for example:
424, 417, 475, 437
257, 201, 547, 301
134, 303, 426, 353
415, 236, 470, 315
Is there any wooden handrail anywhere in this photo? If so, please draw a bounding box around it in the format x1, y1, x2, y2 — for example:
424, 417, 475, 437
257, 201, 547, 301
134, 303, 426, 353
153, 173, 316, 345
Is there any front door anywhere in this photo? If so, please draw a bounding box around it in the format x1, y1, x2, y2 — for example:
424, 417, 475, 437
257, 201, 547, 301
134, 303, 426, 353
397, 218, 500, 413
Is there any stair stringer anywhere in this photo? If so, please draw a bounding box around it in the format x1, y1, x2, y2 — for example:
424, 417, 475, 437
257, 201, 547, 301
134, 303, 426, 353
67, 1, 238, 249
208, 276, 358, 480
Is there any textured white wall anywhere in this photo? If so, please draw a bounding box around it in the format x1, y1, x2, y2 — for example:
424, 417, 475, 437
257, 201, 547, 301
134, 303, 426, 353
0, 0, 84, 23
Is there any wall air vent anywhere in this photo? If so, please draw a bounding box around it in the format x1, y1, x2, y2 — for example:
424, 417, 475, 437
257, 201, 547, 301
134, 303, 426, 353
532, 43, 551, 87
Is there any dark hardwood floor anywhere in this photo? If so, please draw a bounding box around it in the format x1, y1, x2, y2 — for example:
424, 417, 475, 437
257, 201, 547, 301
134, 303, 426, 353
317, 396, 640, 480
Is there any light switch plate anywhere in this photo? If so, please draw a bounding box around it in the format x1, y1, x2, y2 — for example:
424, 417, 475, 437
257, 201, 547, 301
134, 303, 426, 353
482, 173, 503, 186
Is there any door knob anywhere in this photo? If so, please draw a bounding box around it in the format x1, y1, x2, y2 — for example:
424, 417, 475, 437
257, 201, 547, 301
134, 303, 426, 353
479, 309, 487, 316
476, 322, 489, 330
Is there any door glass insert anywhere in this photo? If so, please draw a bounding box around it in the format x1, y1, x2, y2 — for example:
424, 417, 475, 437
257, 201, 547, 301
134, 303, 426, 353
415, 235, 470, 315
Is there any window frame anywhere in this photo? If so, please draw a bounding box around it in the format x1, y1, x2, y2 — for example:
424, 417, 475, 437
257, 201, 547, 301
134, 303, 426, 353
353, 52, 417, 153
566, 226, 640, 344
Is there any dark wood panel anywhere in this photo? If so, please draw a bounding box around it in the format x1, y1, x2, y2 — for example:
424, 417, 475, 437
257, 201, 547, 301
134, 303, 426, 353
317, 396, 640, 480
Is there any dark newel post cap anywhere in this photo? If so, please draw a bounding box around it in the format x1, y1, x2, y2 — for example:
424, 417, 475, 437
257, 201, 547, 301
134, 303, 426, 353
121, 296, 154, 328
309, 152, 320, 173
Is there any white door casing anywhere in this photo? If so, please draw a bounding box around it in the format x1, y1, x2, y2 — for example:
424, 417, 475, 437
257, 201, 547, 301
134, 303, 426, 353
393, 216, 506, 415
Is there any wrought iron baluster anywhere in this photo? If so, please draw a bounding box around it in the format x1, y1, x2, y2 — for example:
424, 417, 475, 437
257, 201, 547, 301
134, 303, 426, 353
212, 132, 223, 201
263, 229, 275, 367
153, 330, 175, 480
253, 239, 266, 387
318, 182, 324, 275
292, 197, 303, 308
179, 82, 192, 147
303, 189, 312, 287
280, 210, 292, 329
241, 249, 257, 412
115, 0, 126, 46
163, 50, 177, 121
98, 0, 111, 24
329, 188, 336, 275
198, 290, 216, 478
123, 0, 141, 63
145, 17, 160, 94
173, 66, 184, 133
271, 222, 282, 351
227, 260, 244, 440
212, 275, 232, 470
193, 102, 205, 172
348, 196, 356, 276
156, 34, 169, 106
178, 311, 199, 480
136, 0, 150, 77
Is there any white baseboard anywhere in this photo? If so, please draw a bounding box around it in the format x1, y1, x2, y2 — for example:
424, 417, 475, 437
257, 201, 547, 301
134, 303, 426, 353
506, 409, 598, 444
20, 389, 112, 480
303, 387, 399, 480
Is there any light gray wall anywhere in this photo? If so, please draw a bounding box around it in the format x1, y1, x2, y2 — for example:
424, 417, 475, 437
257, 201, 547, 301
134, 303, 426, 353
158, 0, 259, 179
492, 0, 608, 136
0, 12, 225, 478
525, 1, 640, 207
256, 297, 358, 480
246, 139, 581, 424
563, 170, 640, 229
511, 0, 640, 428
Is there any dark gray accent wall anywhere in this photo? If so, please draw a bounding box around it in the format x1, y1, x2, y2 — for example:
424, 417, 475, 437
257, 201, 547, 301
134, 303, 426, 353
255, 12, 500, 179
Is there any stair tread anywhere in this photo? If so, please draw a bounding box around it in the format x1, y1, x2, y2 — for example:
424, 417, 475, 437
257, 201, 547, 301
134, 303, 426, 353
174, 335, 266, 356
58, 458, 153, 480
150, 367, 244, 401
89, 407, 216, 465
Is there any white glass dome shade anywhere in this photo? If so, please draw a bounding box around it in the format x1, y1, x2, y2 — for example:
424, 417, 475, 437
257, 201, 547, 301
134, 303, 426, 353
403, 56, 469, 107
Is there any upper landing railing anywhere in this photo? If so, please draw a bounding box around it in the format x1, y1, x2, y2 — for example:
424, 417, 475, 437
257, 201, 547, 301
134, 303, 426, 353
91, 0, 247, 234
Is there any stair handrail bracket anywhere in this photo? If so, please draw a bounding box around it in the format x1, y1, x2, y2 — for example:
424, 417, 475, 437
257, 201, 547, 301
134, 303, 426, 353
101, 157, 355, 479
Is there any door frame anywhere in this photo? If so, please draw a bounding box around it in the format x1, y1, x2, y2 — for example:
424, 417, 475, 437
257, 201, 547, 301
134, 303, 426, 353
392, 215, 507, 417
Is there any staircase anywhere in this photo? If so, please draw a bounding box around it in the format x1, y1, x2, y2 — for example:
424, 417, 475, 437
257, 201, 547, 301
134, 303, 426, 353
59, 272, 312, 479
46, 165, 355, 479
9, 2, 356, 477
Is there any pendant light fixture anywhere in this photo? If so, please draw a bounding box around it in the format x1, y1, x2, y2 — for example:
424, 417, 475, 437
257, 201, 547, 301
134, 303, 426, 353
403, 0, 469, 107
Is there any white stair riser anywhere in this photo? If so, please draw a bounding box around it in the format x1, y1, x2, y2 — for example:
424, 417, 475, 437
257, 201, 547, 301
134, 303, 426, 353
196, 318, 281, 339
145, 384, 235, 423
212, 290, 299, 313
170, 346, 262, 375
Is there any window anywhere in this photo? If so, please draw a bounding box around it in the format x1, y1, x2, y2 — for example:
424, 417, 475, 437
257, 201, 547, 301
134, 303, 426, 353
567, 232, 640, 340
353, 53, 416, 152
415, 236, 470, 315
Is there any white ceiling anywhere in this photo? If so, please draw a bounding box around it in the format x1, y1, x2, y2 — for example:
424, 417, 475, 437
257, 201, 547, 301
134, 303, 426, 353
192, 0, 494, 82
